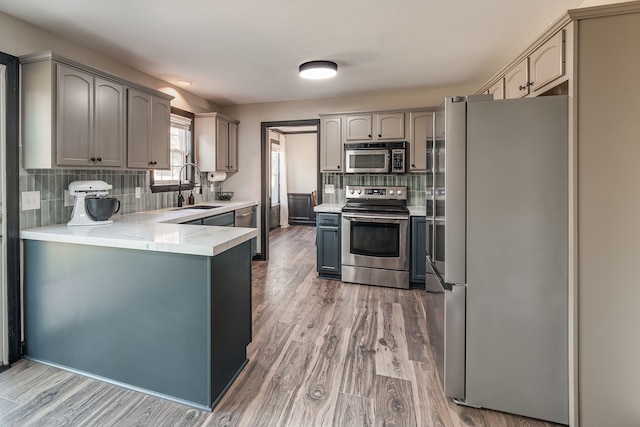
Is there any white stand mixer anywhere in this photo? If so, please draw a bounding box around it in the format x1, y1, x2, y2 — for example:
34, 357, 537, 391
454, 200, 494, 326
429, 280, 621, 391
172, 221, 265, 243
68, 180, 114, 226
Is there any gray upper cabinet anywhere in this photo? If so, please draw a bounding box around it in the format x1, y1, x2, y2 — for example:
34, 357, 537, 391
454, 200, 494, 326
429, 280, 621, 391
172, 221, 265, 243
487, 78, 505, 100
127, 89, 170, 169
22, 58, 127, 169
93, 77, 126, 167
56, 64, 94, 166
408, 111, 433, 172
195, 113, 240, 173
345, 112, 405, 141
320, 115, 343, 172
502, 30, 565, 99
505, 59, 529, 99
345, 114, 372, 141
376, 113, 405, 140
529, 30, 565, 92
21, 52, 172, 170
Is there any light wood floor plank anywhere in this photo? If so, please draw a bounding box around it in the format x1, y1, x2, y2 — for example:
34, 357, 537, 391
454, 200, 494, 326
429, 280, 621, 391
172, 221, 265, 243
332, 392, 375, 426
282, 324, 349, 427
375, 301, 413, 380
399, 293, 430, 363
242, 340, 316, 426
374, 374, 418, 427
339, 307, 379, 399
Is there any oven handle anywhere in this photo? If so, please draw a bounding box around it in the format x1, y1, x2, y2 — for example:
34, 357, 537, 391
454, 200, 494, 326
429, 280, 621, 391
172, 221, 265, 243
342, 213, 409, 222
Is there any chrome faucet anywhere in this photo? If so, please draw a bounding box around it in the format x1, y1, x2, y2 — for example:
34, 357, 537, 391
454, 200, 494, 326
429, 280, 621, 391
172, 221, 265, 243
177, 162, 203, 207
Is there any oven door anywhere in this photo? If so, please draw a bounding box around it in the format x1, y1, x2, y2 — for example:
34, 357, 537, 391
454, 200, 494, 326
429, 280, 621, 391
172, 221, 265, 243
341, 212, 409, 271
344, 149, 390, 173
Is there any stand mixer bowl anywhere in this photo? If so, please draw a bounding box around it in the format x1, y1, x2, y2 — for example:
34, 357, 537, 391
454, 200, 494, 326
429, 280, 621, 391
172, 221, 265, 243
85, 197, 120, 221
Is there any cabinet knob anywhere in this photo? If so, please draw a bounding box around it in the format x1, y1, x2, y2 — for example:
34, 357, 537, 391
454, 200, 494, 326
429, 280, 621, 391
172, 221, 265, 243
378, 134, 382, 138
90, 157, 96, 162
96, 157, 102, 162
337, 165, 340, 169
519, 85, 526, 91
411, 164, 416, 167
368, 134, 372, 138
526, 81, 533, 87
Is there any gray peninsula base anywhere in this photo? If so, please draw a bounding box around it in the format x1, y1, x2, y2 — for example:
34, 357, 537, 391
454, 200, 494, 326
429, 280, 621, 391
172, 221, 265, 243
23, 239, 252, 410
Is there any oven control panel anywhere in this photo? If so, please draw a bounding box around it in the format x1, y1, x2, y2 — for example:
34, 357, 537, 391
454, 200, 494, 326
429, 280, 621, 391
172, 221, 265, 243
345, 186, 407, 200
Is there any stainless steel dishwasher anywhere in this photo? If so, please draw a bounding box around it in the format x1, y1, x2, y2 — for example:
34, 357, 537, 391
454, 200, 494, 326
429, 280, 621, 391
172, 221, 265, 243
234, 206, 253, 228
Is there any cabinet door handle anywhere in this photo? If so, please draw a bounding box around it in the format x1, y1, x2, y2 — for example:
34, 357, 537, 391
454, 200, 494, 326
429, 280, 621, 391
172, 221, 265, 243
519, 85, 526, 91
378, 134, 382, 138
96, 157, 102, 162
337, 165, 340, 169
368, 134, 372, 138
526, 81, 533, 87
90, 157, 96, 162
411, 164, 416, 167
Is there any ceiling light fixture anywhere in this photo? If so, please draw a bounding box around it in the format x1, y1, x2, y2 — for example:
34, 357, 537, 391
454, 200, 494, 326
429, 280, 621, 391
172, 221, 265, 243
299, 60, 338, 79
176, 80, 192, 87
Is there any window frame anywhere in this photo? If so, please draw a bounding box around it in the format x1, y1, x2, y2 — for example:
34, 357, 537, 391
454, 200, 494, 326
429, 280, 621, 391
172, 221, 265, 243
150, 107, 196, 193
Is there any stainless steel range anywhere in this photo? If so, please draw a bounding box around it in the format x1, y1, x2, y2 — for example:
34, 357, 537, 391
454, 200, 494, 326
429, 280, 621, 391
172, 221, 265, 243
341, 185, 410, 289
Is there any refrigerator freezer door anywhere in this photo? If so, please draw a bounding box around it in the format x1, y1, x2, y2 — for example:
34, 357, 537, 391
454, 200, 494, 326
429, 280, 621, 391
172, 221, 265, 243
465, 96, 568, 424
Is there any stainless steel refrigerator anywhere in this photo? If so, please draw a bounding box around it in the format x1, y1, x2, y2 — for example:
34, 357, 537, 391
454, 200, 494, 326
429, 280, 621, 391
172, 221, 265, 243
425, 95, 569, 424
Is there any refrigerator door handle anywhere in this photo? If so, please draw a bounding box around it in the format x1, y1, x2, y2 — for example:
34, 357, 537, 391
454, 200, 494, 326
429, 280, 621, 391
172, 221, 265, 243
444, 284, 466, 401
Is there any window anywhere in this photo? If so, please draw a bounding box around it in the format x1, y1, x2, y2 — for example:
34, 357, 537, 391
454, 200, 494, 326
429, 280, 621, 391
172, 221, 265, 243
151, 107, 195, 192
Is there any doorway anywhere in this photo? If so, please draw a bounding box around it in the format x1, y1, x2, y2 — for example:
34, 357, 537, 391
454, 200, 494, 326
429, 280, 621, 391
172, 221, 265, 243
260, 119, 320, 260
0, 52, 19, 368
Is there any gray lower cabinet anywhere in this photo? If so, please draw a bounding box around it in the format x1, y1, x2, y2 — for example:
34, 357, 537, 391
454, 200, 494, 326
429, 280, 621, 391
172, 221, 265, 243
23, 239, 252, 410
410, 216, 427, 286
316, 213, 341, 279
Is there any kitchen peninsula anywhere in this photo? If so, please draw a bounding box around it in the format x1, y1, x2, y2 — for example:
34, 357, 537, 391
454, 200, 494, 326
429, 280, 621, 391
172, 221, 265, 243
19, 202, 258, 410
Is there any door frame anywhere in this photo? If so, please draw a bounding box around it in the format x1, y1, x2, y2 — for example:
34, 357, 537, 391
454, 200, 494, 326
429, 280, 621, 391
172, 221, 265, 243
260, 119, 320, 260
0, 52, 20, 367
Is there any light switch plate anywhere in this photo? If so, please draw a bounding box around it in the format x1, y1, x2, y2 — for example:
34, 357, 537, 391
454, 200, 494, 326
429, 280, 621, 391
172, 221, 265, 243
135, 187, 141, 199
324, 184, 335, 194
22, 191, 40, 210
64, 190, 74, 207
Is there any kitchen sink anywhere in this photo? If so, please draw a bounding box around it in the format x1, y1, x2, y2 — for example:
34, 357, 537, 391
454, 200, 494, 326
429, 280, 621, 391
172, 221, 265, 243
171, 205, 223, 211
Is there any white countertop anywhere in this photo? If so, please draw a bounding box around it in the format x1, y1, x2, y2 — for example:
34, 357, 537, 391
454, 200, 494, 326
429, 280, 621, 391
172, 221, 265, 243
314, 203, 343, 213
315, 203, 427, 217
20, 200, 259, 257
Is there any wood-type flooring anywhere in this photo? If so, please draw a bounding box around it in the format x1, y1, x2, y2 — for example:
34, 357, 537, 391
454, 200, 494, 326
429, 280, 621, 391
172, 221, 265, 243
0, 225, 563, 426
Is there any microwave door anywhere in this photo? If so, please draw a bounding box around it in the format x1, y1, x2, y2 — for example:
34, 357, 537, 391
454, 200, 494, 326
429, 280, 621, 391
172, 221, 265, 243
345, 149, 389, 173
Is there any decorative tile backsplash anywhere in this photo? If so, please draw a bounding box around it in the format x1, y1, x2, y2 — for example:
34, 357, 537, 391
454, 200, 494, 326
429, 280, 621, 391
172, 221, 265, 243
321, 172, 429, 205
19, 168, 222, 229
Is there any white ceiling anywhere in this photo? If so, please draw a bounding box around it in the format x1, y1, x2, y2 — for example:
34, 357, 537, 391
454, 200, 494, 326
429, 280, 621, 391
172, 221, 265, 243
0, 0, 585, 106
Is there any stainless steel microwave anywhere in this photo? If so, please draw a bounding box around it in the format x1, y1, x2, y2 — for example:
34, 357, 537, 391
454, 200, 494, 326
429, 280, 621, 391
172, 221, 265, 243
344, 141, 407, 174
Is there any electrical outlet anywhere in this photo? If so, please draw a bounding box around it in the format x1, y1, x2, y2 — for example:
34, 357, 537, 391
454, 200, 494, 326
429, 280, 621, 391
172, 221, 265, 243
64, 190, 74, 207
324, 184, 335, 194
135, 187, 141, 199
21, 191, 41, 211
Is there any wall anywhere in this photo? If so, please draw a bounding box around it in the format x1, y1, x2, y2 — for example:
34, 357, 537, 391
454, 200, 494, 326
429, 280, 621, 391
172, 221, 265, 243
285, 133, 317, 194
0, 10, 224, 227
577, 12, 640, 427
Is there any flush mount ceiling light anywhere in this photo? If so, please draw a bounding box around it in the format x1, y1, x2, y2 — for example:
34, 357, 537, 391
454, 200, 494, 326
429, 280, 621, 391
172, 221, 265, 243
299, 60, 338, 79
176, 80, 192, 87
